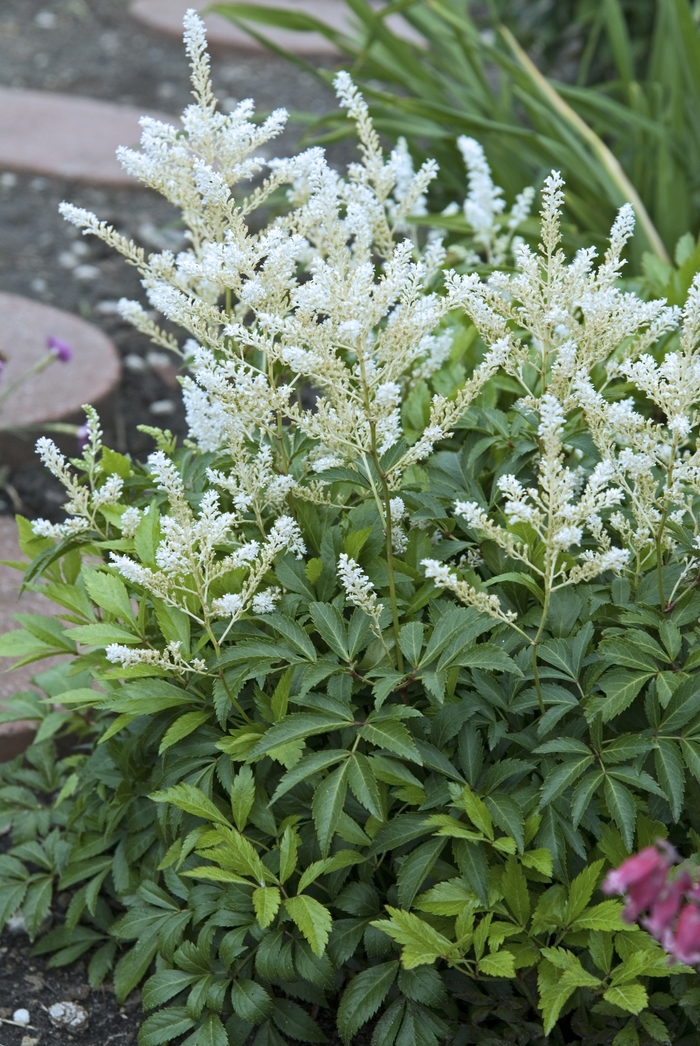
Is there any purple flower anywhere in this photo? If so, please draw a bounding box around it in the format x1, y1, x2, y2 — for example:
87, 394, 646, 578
47, 335, 73, 362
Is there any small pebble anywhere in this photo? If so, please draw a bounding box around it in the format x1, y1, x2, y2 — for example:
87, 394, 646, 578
0, 171, 17, 188
72, 264, 101, 281
13, 1008, 30, 1026
149, 398, 175, 415
7, 909, 28, 934
58, 250, 79, 269
48, 1000, 89, 1032
30, 277, 48, 293
147, 350, 172, 369
95, 299, 122, 315
124, 353, 146, 372
35, 10, 57, 28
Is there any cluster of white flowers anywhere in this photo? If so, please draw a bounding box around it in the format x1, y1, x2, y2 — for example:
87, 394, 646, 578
32, 408, 124, 539
422, 558, 517, 625
36, 9, 700, 654
337, 553, 384, 637
106, 640, 207, 675
108, 450, 304, 639
446, 136, 535, 267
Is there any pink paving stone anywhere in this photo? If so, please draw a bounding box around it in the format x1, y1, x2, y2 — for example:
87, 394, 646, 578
0, 87, 175, 185
129, 0, 424, 55
0, 517, 67, 761
0, 292, 121, 464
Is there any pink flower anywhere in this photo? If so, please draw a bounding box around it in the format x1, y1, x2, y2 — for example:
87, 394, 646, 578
669, 904, 700, 965
602, 846, 673, 923
643, 871, 691, 943
47, 335, 73, 362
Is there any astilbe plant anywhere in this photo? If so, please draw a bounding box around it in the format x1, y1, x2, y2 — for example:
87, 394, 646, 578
5, 11, 700, 1046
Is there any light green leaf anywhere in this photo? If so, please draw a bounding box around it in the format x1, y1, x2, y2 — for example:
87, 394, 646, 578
253, 886, 281, 929
572, 899, 626, 932
566, 860, 604, 923
158, 710, 210, 754
457, 785, 493, 839
372, 907, 453, 969
284, 895, 332, 957
604, 983, 648, 1014
230, 766, 256, 831
521, 848, 553, 878
150, 784, 230, 827
479, 950, 516, 977
83, 569, 136, 623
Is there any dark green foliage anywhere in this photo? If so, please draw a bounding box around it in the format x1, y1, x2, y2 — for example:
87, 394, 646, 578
3, 396, 700, 1045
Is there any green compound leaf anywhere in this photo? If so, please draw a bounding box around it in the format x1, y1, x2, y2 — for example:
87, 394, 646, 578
371, 908, 454, 969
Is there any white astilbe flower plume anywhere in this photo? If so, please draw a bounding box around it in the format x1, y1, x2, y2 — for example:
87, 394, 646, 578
337, 554, 384, 637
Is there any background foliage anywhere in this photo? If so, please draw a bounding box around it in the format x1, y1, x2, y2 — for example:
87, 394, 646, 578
212, 0, 700, 266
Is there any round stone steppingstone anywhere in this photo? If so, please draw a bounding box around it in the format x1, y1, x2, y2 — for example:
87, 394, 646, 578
0, 87, 175, 186
0, 517, 68, 761
129, 0, 424, 55
0, 292, 121, 463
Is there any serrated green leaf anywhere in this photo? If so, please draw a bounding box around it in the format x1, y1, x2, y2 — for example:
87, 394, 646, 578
312, 760, 349, 856
359, 719, 421, 762
502, 856, 531, 924
655, 738, 685, 820
348, 752, 383, 818
285, 894, 332, 957
158, 710, 210, 754
138, 1006, 196, 1046
142, 970, 199, 1011
230, 979, 273, 1024
372, 908, 453, 968
604, 983, 648, 1014
150, 784, 230, 827
479, 950, 516, 977
336, 961, 399, 1043
604, 778, 636, 850
253, 886, 281, 929
399, 622, 424, 666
